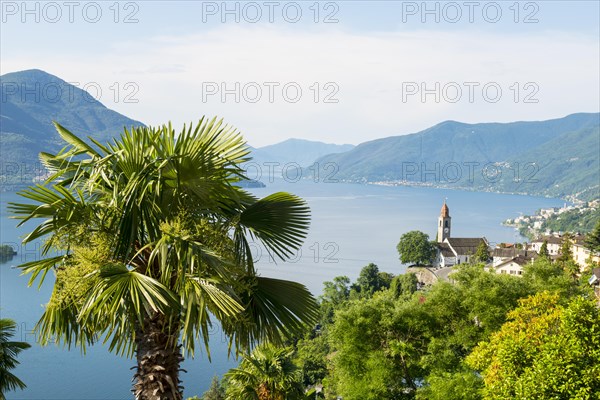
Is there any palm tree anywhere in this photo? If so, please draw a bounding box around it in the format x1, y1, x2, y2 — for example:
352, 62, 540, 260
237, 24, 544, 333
9, 118, 319, 400
0, 318, 31, 398
225, 344, 304, 400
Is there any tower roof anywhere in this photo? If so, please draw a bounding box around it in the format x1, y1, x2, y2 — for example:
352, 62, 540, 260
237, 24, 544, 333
440, 201, 450, 218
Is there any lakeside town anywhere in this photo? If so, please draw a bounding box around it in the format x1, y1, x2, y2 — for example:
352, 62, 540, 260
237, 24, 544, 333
503, 199, 600, 239
406, 201, 600, 302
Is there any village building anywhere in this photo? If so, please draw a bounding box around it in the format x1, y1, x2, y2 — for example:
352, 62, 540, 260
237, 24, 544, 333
528, 235, 562, 255
491, 248, 538, 267
432, 201, 488, 269
412, 201, 597, 283
489, 248, 537, 276
528, 233, 599, 273
572, 235, 600, 268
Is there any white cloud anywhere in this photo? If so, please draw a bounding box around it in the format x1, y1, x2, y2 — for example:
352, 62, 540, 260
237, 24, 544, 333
2, 26, 598, 146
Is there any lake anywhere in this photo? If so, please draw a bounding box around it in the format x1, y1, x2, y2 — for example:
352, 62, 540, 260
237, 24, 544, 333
0, 180, 563, 399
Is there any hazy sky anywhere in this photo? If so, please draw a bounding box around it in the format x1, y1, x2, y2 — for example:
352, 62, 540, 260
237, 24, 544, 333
1, 1, 599, 146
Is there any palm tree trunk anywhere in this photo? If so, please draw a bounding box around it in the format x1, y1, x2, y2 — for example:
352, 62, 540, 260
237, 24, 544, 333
133, 312, 184, 400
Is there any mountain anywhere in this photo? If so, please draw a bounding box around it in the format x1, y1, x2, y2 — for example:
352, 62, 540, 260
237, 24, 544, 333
2, 69, 597, 201
313, 113, 599, 200
1, 69, 144, 183
250, 139, 354, 168
499, 125, 600, 200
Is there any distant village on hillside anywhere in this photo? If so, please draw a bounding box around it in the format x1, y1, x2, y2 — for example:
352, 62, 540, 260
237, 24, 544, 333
408, 201, 600, 298
504, 199, 600, 239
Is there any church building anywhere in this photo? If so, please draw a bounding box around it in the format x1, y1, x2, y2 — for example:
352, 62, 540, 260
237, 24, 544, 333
432, 201, 488, 268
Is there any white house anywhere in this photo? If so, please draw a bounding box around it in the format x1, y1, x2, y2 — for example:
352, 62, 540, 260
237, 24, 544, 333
488, 247, 537, 276
572, 235, 600, 269
492, 248, 537, 267
529, 235, 562, 255
529, 234, 599, 273
491, 254, 536, 276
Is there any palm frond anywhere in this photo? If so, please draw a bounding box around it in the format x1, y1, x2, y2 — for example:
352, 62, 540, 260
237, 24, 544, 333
18, 255, 66, 288
0, 318, 31, 393
225, 277, 319, 351
9, 118, 316, 368
8, 184, 91, 243
53, 122, 101, 157
237, 192, 311, 261
78, 264, 178, 356
179, 277, 244, 358
35, 299, 96, 350
0, 370, 28, 393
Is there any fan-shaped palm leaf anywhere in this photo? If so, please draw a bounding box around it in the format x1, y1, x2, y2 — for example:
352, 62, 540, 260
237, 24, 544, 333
0, 318, 31, 396
8, 118, 317, 400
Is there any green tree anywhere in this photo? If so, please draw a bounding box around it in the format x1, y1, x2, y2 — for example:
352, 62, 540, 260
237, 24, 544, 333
451, 264, 532, 338
0, 318, 31, 398
539, 239, 549, 259
466, 292, 600, 399
416, 369, 482, 400
320, 276, 350, 306
522, 257, 584, 298
198, 376, 225, 400
325, 263, 540, 400
390, 273, 418, 299
329, 291, 435, 399
473, 241, 490, 263
9, 120, 318, 400
397, 231, 436, 266
319, 276, 351, 324
353, 263, 391, 297
328, 293, 401, 399
557, 234, 581, 278
356, 263, 380, 293
558, 233, 574, 263
294, 333, 329, 387
418, 264, 532, 377
225, 344, 304, 400
585, 220, 600, 252
377, 271, 395, 291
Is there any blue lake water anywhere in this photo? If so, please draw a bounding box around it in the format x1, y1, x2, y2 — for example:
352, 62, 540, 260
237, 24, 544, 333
0, 180, 563, 399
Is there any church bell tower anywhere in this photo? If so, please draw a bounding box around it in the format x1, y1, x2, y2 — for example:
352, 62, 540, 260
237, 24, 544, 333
437, 200, 451, 243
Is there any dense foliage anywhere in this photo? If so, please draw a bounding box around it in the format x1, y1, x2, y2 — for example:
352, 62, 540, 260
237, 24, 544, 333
542, 207, 600, 235
224, 344, 305, 400
473, 241, 490, 263
195, 251, 600, 400
585, 221, 600, 252
193, 376, 225, 400
467, 292, 600, 399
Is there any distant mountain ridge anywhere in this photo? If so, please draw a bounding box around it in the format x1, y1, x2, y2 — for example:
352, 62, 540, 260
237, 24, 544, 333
313, 113, 599, 201
250, 139, 354, 168
2, 69, 597, 201
1, 69, 144, 182
0, 69, 352, 186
